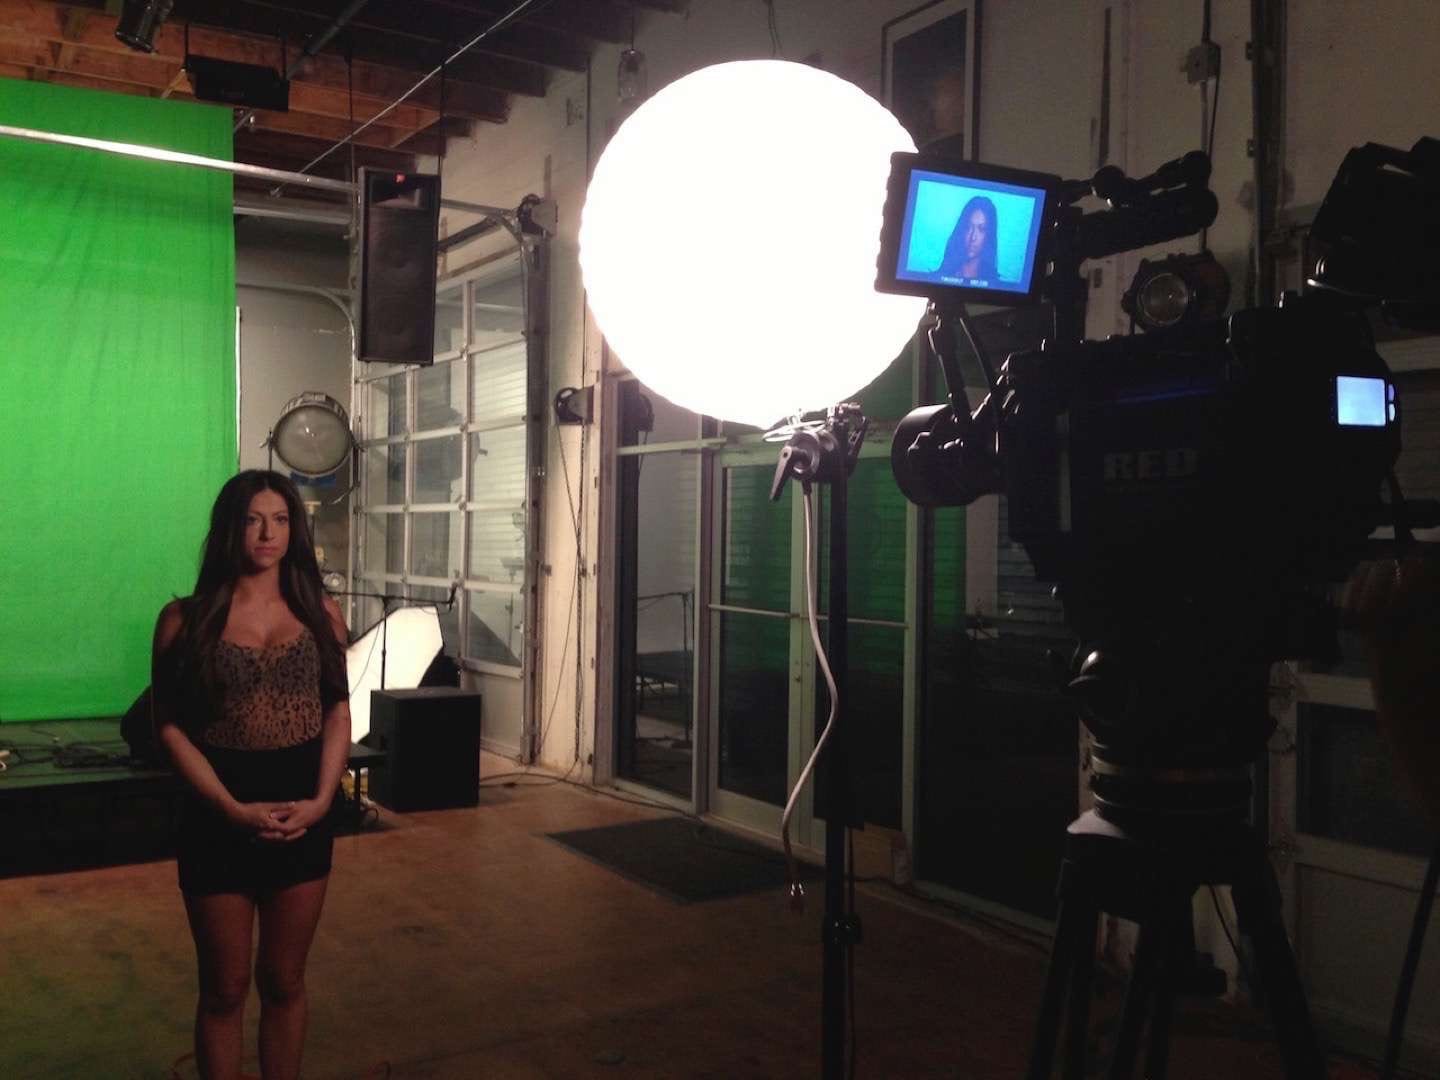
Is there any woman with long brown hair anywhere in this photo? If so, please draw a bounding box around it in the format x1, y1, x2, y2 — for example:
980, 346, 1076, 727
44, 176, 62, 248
152, 470, 350, 1080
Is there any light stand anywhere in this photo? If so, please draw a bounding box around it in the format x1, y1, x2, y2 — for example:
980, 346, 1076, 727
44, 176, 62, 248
770, 403, 867, 1080
330, 583, 458, 690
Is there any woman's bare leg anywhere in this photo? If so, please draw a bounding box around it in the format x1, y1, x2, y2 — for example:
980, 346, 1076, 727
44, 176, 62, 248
184, 891, 257, 1080
255, 875, 329, 1080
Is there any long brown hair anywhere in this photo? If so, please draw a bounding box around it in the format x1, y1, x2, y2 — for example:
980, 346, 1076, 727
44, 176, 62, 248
162, 471, 348, 727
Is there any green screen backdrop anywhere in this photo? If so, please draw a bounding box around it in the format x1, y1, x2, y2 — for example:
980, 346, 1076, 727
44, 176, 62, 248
0, 79, 235, 722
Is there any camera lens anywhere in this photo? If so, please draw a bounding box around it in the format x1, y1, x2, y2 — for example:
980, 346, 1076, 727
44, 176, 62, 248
1138, 272, 1193, 327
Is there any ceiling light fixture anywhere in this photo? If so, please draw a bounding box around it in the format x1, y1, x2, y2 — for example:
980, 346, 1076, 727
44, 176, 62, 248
114, 0, 175, 54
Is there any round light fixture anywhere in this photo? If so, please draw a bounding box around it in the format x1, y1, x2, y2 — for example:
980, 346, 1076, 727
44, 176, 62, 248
1120, 251, 1231, 332
579, 60, 927, 427
270, 392, 354, 479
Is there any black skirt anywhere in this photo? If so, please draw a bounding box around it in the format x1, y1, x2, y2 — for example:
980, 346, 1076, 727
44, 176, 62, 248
176, 737, 340, 896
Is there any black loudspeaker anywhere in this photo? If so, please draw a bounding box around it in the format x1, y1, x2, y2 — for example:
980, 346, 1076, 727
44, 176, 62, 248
185, 54, 289, 111
367, 687, 481, 811
357, 167, 441, 367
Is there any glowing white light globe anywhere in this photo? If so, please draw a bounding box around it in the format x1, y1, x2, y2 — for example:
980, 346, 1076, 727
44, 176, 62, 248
580, 60, 926, 428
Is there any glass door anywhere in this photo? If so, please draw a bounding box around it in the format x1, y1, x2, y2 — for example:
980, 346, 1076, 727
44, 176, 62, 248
707, 437, 915, 851
708, 444, 806, 834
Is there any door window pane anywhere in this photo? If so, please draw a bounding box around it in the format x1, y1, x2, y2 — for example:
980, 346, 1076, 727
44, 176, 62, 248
717, 611, 790, 806
410, 584, 460, 660
472, 275, 524, 352
416, 360, 465, 432
469, 427, 526, 508
410, 512, 461, 580
816, 457, 907, 623
434, 282, 465, 355
722, 466, 791, 609
364, 513, 404, 576
616, 452, 698, 801
352, 578, 385, 636
1298, 702, 1433, 856
471, 340, 527, 425
367, 374, 407, 439
466, 589, 523, 667
468, 511, 526, 585
365, 442, 406, 506
414, 435, 462, 504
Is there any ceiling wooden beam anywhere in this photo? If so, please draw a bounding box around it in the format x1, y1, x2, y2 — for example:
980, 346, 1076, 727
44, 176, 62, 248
237, 127, 414, 172
207, 0, 589, 74
165, 1, 550, 97
429, 0, 636, 45
382, 114, 473, 152
213, 99, 468, 152
0, 2, 516, 119
0, 29, 482, 133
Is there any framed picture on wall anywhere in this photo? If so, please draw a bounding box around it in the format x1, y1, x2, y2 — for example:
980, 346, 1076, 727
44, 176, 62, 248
882, 0, 981, 159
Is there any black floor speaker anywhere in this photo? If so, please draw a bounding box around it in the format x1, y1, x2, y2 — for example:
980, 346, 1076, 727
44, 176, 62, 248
367, 688, 482, 811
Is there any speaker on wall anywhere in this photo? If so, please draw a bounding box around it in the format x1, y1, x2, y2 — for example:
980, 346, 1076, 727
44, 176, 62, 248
357, 167, 441, 367
367, 687, 482, 811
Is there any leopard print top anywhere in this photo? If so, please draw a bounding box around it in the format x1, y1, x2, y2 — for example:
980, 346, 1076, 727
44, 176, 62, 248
203, 629, 324, 750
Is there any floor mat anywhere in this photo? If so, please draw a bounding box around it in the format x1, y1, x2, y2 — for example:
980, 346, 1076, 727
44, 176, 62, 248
547, 816, 821, 903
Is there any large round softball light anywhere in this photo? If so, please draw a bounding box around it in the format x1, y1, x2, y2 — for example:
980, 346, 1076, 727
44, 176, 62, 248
579, 60, 926, 427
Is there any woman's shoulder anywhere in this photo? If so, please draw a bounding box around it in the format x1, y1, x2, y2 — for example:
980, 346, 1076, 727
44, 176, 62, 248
154, 596, 194, 651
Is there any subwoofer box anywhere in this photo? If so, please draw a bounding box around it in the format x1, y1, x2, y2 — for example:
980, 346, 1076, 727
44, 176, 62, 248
367, 688, 482, 811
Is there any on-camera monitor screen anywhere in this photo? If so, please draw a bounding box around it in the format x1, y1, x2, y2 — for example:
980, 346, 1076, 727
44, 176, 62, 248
1335, 375, 1389, 427
895, 170, 1047, 295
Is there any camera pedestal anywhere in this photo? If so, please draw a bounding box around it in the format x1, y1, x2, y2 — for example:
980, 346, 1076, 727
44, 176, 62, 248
1027, 808, 1324, 1080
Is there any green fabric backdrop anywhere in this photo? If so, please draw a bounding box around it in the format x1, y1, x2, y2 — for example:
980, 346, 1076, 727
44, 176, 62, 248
0, 80, 235, 722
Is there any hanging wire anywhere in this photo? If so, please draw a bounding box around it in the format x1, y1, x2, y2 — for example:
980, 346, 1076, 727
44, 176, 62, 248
780, 486, 839, 907
346, 42, 357, 192
436, 60, 448, 172
764, 1, 784, 58
272, 0, 554, 194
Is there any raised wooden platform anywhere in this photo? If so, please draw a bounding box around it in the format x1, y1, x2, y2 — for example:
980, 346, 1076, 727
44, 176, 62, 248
0, 719, 385, 877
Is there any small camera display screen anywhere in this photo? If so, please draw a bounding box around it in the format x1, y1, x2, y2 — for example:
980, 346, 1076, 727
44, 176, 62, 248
876, 154, 1058, 306
895, 170, 1048, 295
1335, 375, 1390, 427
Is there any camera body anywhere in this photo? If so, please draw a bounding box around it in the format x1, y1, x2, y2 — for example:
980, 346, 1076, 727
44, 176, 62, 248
999, 294, 1397, 649
880, 140, 1432, 776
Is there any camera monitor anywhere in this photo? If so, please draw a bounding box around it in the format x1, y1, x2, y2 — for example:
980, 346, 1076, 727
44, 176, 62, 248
876, 153, 1060, 306
1335, 374, 1393, 427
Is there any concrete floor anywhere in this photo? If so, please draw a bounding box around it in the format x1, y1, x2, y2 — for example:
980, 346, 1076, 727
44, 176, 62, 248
0, 761, 1386, 1079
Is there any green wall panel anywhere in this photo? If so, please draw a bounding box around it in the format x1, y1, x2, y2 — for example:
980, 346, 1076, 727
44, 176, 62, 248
0, 79, 235, 721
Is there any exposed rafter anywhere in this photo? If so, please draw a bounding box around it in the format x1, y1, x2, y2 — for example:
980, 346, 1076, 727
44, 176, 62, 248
0, 0, 685, 197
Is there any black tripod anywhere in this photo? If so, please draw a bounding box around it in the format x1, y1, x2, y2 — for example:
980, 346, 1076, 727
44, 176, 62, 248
1027, 803, 1324, 1079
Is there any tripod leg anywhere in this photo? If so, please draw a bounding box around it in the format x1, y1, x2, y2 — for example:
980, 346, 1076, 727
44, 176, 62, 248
1061, 897, 1099, 1080
1231, 859, 1325, 1080
1142, 901, 1191, 1080
1028, 868, 1089, 1080
1107, 902, 1173, 1080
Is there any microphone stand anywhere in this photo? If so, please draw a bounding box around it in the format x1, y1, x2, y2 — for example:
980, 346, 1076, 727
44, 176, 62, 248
326, 583, 459, 690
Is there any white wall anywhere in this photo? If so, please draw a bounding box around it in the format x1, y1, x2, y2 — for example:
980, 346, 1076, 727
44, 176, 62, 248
235, 216, 353, 580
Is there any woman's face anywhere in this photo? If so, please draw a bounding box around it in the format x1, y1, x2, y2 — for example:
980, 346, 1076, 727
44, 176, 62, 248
243, 489, 291, 572
964, 208, 990, 260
